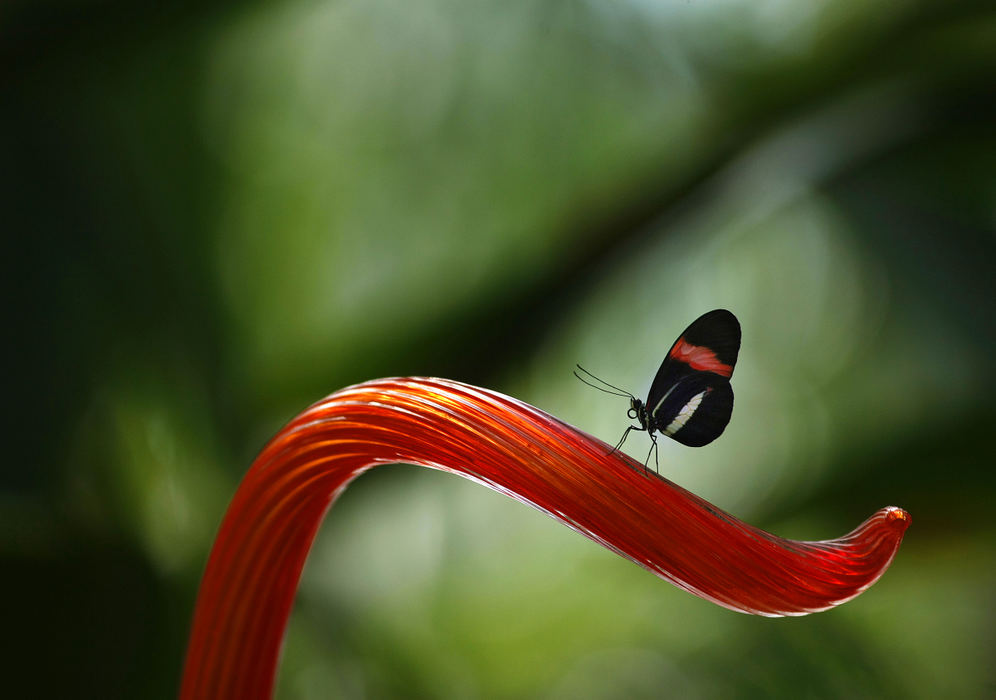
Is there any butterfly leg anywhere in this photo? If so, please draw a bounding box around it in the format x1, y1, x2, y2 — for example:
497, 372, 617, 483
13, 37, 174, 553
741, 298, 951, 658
608, 424, 644, 457
644, 433, 660, 475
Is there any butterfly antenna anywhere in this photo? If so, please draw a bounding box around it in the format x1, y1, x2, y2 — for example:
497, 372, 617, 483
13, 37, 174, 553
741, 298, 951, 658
574, 365, 636, 399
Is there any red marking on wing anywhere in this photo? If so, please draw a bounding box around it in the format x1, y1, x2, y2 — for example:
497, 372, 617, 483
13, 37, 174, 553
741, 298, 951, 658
670, 337, 733, 377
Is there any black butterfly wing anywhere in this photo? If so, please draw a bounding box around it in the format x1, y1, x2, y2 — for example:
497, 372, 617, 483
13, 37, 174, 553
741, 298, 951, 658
650, 373, 734, 447
674, 308, 741, 373
646, 309, 741, 446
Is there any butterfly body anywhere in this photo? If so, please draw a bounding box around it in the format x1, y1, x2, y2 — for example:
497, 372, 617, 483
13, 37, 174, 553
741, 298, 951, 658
575, 309, 741, 470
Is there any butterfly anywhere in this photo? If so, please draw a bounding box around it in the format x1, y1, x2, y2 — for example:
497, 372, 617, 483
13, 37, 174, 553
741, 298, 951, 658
575, 309, 741, 471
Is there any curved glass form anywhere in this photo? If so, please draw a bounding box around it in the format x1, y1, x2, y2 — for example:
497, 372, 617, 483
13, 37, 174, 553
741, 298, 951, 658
180, 377, 910, 699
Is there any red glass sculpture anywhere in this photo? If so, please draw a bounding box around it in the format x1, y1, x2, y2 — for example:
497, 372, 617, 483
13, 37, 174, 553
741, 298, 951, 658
180, 377, 910, 699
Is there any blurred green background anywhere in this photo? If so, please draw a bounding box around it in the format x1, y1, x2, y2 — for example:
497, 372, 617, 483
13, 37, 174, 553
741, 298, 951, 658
3, 0, 995, 698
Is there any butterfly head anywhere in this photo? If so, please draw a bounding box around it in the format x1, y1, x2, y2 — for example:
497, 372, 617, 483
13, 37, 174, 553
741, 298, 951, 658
628, 398, 649, 430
